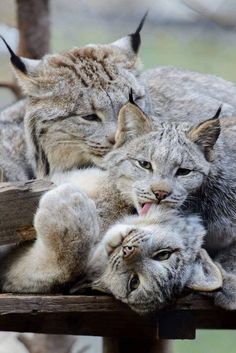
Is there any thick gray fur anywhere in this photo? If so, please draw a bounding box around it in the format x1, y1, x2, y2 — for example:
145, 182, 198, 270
0, 30, 236, 311
0, 103, 227, 314
0, 99, 32, 181
1, 36, 236, 180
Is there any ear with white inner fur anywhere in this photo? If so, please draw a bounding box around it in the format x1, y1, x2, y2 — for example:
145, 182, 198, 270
115, 96, 151, 147
111, 12, 147, 65
186, 248, 223, 292
0, 36, 41, 95
187, 106, 222, 161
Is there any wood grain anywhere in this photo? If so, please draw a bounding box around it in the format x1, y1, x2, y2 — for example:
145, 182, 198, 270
0, 179, 53, 245
0, 294, 234, 338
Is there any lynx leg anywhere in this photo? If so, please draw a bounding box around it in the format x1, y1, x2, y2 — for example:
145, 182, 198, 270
2, 184, 99, 293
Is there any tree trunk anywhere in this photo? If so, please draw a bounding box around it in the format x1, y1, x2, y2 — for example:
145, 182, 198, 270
1, 0, 50, 98
16, 0, 50, 59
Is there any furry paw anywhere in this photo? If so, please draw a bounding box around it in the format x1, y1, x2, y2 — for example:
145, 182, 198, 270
34, 183, 99, 249
214, 264, 236, 310
103, 224, 134, 255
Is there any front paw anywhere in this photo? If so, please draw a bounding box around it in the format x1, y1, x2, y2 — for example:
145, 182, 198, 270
214, 265, 236, 310
34, 184, 99, 247
103, 224, 134, 255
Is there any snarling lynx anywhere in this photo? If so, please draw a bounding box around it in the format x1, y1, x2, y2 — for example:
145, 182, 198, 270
0, 101, 224, 314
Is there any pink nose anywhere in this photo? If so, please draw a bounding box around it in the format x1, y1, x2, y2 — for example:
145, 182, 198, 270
152, 189, 170, 202
123, 245, 135, 259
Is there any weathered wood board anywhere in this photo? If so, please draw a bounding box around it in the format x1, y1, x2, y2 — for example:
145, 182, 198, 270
0, 180, 52, 245
0, 293, 234, 339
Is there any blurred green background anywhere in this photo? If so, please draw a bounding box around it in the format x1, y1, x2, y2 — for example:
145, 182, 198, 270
174, 330, 236, 353
1, 0, 236, 110
1, 0, 236, 352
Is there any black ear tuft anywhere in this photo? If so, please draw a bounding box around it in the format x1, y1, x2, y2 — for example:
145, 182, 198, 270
129, 11, 148, 53
212, 104, 222, 120
0, 35, 27, 73
129, 88, 135, 104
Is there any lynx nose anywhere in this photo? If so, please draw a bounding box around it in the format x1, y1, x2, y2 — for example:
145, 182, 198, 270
123, 245, 135, 259
152, 189, 170, 202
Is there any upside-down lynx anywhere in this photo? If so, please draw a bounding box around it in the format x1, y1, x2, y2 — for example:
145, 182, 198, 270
0, 101, 226, 314
2, 15, 236, 181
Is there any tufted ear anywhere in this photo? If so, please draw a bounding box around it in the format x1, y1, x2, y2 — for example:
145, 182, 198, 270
186, 249, 222, 292
0, 36, 41, 95
111, 12, 147, 67
115, 91, 151, 147
187, 106, 221, 161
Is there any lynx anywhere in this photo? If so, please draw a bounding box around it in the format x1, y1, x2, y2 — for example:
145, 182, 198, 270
0, 101, 224, 314
0, 14, 148, 180
53, 99, 236, 311
141, 66, 236, 124
2, 15, 236, 180
0, 99, 32, 181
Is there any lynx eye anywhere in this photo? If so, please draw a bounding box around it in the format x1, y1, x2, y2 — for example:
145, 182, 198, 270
81, 114, 101, 122
138, 160, 152, 170
153, 249, 173, 261
175, 168, 192, 176
129, 274, 140, 292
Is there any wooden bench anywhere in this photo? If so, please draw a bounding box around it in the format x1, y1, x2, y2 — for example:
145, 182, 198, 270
0, 180, 235, 352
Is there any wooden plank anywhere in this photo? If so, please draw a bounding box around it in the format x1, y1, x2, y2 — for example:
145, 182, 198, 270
0, 295, 157, 338
158, 310, 196, 339
0, 293, 217, 315
0, 180, 52, 245
0, 294, 234, 339
0, 293, 219, 314
0, 312, 158, 338
0, 294, 129, 314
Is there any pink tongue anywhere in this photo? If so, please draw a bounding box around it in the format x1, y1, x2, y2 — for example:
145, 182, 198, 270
139, 203, 152, 216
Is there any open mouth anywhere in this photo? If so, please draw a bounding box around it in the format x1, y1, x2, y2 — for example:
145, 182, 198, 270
138, 199, 177, 216
139, 202, 155, 216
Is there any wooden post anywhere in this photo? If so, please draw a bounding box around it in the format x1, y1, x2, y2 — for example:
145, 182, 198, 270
103, 337, 172, 353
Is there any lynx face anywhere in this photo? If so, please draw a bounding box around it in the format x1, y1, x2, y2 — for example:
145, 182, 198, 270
4, 17, 147, 177
93, 208, 221, 314
105, 102, 221, 216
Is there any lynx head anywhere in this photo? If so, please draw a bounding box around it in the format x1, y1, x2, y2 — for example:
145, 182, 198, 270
1, 14, 148, 177
93, 207, 222, 314
105, 101, 221, 215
